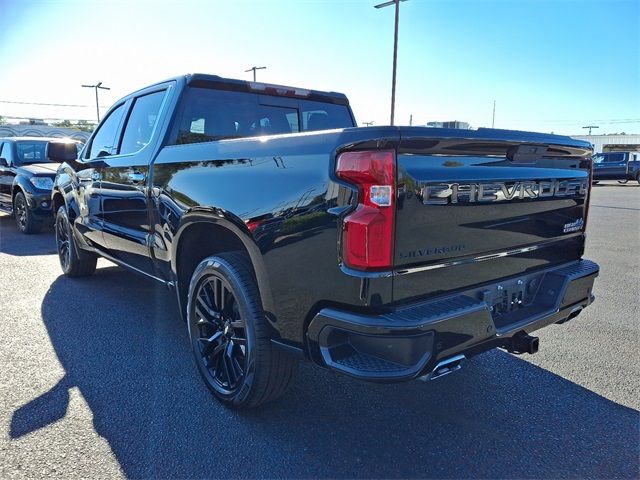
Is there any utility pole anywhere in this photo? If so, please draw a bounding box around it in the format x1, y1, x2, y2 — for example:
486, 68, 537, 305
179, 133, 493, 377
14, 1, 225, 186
362, 121, 374, 126
245, 66, 266, 82
492, 100, 496, 128
409, 114, 413, 126
375, 0, 408, 126
82, 82, 110, 123
582, 125, 599, 135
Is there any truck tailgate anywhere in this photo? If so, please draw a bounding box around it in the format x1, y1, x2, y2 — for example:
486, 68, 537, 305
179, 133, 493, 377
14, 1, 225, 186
393, 128, 592, 301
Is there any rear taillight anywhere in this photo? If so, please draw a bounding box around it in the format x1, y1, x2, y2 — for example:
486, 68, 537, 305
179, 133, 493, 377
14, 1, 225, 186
336, 150, 395, 270
583, 156, 594, 232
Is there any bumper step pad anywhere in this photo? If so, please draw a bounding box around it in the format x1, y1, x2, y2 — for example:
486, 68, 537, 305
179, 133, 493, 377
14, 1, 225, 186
308, 259, 599, 381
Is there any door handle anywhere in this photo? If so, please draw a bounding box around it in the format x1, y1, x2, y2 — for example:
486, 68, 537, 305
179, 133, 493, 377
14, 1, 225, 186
128, 171, 146, 184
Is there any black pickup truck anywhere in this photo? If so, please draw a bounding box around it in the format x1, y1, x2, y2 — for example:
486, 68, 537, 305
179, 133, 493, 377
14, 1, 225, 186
53, 74, 599, 407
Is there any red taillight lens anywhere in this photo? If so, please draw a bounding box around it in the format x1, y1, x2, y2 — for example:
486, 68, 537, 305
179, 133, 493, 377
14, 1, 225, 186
336, 150, 395, 270
583, 156, 594, 232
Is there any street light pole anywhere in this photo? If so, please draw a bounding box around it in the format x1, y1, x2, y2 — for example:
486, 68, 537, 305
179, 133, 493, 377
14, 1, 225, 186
492, 100, 496, 128
582, 125, 599, 135
82, 82, 110, 123
375, 0, 408, 126
245, 66, 266, 82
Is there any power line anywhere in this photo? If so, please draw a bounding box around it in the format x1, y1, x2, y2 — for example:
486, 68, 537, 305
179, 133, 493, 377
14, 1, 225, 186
0, 100, 107, 108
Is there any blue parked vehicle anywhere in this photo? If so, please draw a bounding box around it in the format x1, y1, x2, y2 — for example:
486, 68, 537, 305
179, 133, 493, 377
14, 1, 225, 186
592, 151, 640, 184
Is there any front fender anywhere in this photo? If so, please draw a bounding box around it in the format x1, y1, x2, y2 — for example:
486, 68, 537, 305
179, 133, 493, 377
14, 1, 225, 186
12, 175, 35, 199
53, 162, 83, 220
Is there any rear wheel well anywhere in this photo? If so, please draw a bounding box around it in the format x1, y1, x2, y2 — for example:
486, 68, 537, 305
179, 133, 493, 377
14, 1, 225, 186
176, 222, 253, 319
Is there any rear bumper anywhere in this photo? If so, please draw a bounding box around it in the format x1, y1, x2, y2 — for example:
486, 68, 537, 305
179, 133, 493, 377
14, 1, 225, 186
307, 259, 599, 382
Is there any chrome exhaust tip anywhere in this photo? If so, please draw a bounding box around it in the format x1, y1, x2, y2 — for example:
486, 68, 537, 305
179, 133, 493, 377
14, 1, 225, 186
419, 354, 466, 381
557, 305, 584, 324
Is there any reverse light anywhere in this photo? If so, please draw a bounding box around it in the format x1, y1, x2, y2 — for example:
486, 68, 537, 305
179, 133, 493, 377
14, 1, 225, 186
30, 176, 54, 190
336, 150, 395, 270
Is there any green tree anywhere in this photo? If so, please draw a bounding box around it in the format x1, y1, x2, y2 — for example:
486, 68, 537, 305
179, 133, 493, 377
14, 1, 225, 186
0, 115, 6, 125
75, 120, 95, 133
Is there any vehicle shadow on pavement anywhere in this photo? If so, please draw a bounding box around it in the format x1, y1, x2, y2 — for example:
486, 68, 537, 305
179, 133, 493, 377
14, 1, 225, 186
0, 215, 56, 256
11, 267, 639, 479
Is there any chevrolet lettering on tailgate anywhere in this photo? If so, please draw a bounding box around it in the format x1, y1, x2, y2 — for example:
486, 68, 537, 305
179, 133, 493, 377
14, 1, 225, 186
421, 179, 588, 205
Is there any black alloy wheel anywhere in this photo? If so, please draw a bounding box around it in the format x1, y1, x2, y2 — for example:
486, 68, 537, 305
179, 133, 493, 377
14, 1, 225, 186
187, 252, 297, 408
14, 191, 39, 234
191, 273, 247, 395
56, 212, 71, 272
55, 206, 97, 277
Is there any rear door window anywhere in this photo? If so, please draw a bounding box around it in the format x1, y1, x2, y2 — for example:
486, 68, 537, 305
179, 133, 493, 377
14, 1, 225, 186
605, 153, 625, 162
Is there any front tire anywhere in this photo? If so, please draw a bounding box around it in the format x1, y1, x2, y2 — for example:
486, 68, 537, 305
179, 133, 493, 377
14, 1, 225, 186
55, 206, 97, 277
187, 252, 297, 408
618, 179, 628, 184
14, 191, 41, 234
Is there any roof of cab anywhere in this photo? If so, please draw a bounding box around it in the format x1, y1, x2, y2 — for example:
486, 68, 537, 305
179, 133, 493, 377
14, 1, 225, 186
121, 73, 350, 106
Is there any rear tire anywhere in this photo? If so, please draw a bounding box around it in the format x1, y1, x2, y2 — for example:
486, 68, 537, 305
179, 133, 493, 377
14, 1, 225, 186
55, 206, 97, 277
14, 191, 41, 234
187, 252, 297, 408
636, 173, 640, 185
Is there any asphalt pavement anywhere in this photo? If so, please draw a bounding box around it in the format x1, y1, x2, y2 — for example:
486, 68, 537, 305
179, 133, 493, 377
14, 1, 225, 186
0, 182, 638, 479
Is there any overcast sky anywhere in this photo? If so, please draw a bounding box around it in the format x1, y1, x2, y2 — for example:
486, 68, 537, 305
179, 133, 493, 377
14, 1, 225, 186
1, 0, 638, 135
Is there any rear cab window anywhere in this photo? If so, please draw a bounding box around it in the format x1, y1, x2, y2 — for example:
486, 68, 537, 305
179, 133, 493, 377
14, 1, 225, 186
173, 87, 353, 145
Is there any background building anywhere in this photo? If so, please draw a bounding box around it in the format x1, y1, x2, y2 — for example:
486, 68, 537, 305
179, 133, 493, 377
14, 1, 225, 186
0, 124, 91, 142
571, 134, 640, 154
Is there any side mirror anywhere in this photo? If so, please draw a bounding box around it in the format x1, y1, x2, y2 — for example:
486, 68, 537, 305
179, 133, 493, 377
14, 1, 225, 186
0, 157, 8, 167
48, 142, 79, 162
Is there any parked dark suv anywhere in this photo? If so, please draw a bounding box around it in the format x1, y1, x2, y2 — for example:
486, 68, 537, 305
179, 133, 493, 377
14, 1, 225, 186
0, 137, 80, 233
592, 151, 640, 184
